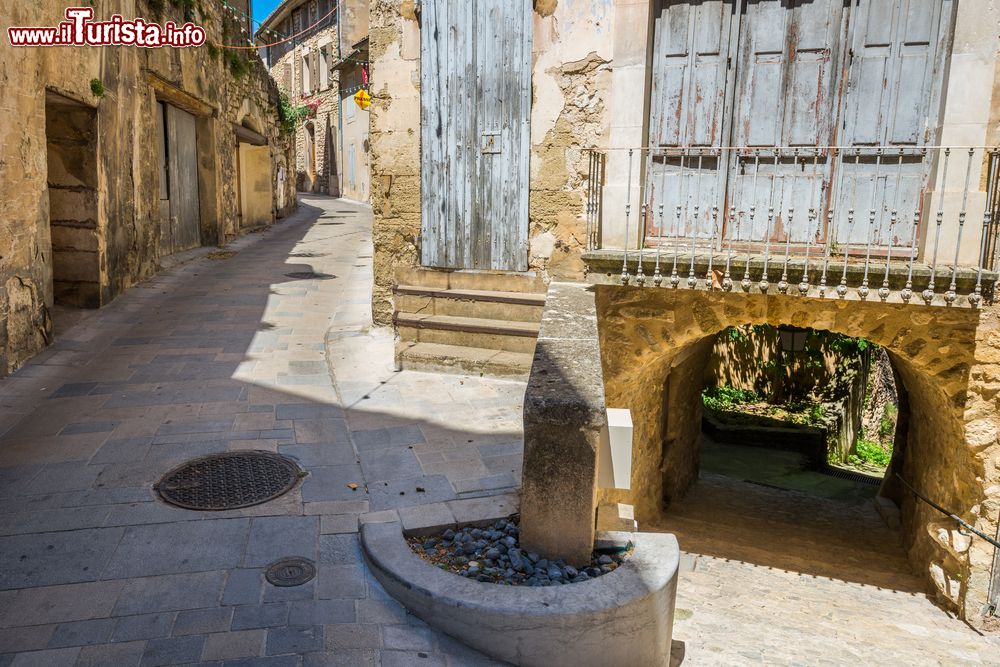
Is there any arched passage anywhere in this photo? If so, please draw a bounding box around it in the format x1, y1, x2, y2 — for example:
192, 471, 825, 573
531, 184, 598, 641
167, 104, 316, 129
594, 285, 998, 617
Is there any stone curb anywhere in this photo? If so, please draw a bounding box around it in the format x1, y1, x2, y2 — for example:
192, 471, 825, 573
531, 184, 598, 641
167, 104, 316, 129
361, 520, 680, 667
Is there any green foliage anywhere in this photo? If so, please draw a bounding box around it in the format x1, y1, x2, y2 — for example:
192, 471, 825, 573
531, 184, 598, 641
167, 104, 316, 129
879, 403, 897, 441
830, 333, 871, 355
702, 386, 760, 411
226, 49, 249, 79
89, 78, 105, 98
206, 41, 219, 61
277, 92, 310, 135
849, 438, 892, 468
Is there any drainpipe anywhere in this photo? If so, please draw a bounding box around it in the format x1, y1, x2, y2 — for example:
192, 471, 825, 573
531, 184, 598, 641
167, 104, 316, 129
337, 3, 345, 198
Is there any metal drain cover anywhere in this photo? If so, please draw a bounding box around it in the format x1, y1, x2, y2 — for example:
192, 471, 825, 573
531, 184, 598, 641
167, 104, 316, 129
155, 451, 303, 511
266, 557, 317, 587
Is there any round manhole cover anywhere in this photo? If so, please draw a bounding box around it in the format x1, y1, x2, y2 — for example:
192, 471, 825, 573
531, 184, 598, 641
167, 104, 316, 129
265, 557, 317, 587
155, 451, 304, 511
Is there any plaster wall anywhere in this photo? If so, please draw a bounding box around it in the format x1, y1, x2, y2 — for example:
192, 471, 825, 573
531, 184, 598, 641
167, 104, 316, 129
0, 0, 294, 376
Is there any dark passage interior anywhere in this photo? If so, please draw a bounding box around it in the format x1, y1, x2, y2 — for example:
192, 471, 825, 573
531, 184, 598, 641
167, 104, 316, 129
45, 93, 100, 309
652, 325, 919, 592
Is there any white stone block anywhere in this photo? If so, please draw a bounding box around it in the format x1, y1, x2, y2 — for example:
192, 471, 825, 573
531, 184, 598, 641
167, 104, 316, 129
598, 408, 633, 490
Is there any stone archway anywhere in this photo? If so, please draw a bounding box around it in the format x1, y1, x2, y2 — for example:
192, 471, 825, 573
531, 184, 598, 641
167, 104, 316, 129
592, 285, 999, 617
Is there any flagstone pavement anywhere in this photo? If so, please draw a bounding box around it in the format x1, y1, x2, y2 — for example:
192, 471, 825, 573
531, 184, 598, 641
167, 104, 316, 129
1, 194, 999, 666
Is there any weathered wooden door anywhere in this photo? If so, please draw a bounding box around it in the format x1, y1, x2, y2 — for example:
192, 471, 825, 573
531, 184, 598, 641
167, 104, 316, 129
833, 0, 949, 249
645, 0, 949, 250
158, 103, 201, 254
728, 0, 846, 244
420, 0, 531, 271
646, 0, 737, 241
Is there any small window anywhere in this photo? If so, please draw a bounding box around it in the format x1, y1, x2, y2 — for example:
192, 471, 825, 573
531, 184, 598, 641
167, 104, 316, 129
301, 53, 311, 95
319, 48, 330, 91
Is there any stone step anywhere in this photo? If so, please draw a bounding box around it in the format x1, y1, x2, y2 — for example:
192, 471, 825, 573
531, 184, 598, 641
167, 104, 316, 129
395, 313, 539, 353
395, 267, 546, 294
395, 341, 533, 377
394, 285, 545, 322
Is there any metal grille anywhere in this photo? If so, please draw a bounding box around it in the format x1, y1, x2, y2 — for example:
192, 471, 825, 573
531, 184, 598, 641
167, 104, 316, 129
155, 451, 303, 510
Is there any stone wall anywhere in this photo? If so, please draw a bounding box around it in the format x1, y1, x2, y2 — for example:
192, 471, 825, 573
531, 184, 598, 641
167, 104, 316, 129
593, 287, 1000, 621
0, 0, 295, 376
265, 21, 341, 194
368, 0, 617, 325
369, 0, 421, 324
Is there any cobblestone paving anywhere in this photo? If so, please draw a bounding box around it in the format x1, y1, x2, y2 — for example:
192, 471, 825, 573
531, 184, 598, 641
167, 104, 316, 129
1, 195, 998, 666
0, 196, 517, 666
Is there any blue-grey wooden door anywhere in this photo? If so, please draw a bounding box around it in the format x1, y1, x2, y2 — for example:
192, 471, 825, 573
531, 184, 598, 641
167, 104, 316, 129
419, 0, 531, 271
644, 0, 949, 252
832, 0, 950, 251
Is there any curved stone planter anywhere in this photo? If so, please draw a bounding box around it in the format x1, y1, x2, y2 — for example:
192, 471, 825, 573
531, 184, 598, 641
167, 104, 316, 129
361, 520, 679, 667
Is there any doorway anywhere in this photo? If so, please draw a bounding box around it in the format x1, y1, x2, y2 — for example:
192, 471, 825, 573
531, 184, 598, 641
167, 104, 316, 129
44, 92, 100, 308
156, 102, 202, 255
418, 0, 532, 270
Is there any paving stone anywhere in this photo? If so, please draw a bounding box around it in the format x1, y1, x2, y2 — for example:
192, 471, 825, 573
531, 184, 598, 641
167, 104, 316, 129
358, 448, 423, 483
0, 581, 125, 628
155, 419, 234, 436
366, 475, 456, 511
300, 465, 366, 502
350, 426, 425, 452
275, 405, 344, 421
111, 613, 175, 642
104, 519, 250, 579
315, 564, 367, 600
243, 516, 319, 567
9, 648, 80, 667
264, 626, 323, 656
277, 443, 356, 467
230, 605, 288, 631
222, 570, 264, 607
0, 506, 111, 537
172, 607, 233, 636
47, 619, 115, 648
60, 422, 118, 435
49, 383, 98, 399
382, 625, 435, 652
319, 514, 358, 535
74, 640, 145, 667
220, 656, 299, 667
0, 627, 55, 654
201, 629, 265, 661
323, 623, 380, 650
396, 503, 455, 532
287, 600, 355, 626
318, 534, 362, 566
261, 580, 315, 603
89, 437, 154, 464
355, 599, 406, 625
27, 463, 105, 495
379, 650, 446, 667
303, 649, 378, 667
140, 635, 206, 667
113, 571, 226, 616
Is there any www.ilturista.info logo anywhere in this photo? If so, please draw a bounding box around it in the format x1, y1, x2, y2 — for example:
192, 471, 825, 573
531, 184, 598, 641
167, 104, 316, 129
7, 7, 206, 47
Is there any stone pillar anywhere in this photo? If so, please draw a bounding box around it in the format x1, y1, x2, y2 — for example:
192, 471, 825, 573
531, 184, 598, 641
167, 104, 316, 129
520, 283, 607, 565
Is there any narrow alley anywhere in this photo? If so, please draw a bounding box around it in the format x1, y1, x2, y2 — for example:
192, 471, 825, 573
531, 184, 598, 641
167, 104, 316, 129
1, 197, 998, 665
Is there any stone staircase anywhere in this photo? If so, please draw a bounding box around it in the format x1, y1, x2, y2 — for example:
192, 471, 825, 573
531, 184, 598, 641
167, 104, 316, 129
393, 267, 546, 377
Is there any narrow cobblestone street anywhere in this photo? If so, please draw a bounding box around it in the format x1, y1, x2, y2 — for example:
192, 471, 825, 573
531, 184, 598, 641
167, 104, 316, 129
0, 196, 519, 667
1, 196, 999, 666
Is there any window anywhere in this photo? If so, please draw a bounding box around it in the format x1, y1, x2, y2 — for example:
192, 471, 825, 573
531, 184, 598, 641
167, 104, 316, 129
301, 52, 310, 95
319, 47, 330, 91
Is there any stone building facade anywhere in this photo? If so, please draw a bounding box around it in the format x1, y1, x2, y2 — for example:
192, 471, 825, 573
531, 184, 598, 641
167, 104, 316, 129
372, 0, 1000, 624
0, 0, 295, 377
258, 0, 370, 200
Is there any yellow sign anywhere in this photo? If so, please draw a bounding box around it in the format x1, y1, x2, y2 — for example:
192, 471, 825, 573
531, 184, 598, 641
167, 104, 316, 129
353, 89, 371, 110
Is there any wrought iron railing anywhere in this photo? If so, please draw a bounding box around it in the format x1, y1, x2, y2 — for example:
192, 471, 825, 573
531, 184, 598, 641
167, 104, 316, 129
584, 146, 1000, 307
